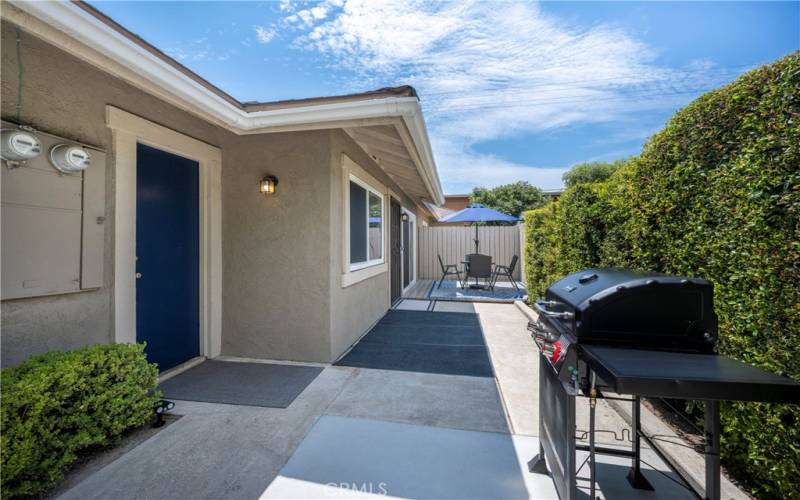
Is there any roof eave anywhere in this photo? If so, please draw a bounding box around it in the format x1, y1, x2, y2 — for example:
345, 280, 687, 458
5, 0, 444, 204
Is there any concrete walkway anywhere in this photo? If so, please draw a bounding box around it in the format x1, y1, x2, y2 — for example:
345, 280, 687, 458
58, 301, 718, 499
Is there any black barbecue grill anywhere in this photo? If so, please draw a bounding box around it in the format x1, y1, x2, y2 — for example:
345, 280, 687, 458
527, 269, 800, 500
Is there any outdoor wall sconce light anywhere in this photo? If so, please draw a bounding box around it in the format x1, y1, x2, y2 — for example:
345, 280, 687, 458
259, 175, 278, 194
401, 213, 409, 222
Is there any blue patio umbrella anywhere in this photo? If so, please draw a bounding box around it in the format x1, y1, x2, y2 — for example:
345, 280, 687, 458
438, 203, 518, 253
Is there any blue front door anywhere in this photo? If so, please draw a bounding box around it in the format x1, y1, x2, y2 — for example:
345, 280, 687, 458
136, 143, 200, 371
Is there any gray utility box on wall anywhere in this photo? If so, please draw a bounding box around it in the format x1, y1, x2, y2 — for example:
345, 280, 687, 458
1, 121, 106, 300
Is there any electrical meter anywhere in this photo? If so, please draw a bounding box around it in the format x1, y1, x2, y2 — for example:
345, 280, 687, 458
1, 129, 43, 162
50, 144, 92, 173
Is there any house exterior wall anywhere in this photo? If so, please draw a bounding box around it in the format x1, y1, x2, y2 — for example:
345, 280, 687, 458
220, 131, 332, 362
0, 20, 230, 367
0, 19, 434, 367
327, 130, 421, 360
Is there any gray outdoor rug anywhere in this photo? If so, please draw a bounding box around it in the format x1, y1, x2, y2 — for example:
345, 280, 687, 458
427, 280, 527, 302
158, 360, 323, 408
335, 310, 494, 378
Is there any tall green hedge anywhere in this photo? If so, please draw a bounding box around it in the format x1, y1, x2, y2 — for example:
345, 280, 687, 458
1, 343, 160, 498
524, 51, 800, 498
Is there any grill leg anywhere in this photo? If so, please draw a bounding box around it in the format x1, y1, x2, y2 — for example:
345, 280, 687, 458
528, 357, 548, 476
627, 396, 654, 490
704, 400, 721, 500
588, 371, 598, 500
528, 443, 549, 474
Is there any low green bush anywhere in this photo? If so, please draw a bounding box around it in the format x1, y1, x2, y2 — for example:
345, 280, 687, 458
523, 51, 799, 498
1, 343, 160, 498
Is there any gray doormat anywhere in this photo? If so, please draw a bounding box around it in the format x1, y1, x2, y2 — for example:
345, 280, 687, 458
158, 360, 323, 408
335, 310, 494, 378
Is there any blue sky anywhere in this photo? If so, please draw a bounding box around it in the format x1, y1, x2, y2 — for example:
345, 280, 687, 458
91, 1, 799, 194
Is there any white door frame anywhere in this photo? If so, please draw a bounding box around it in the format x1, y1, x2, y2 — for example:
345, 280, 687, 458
106, 106, 222, 358
401, 207, 417, 294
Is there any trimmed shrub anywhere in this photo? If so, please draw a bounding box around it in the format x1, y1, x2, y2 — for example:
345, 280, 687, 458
523, 203, 566, 300
523, 51, 800, 498
1, 343, 160, 498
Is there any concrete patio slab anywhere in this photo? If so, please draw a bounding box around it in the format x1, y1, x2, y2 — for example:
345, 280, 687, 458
393, 297, 481, 314
260, 415, 556, 500
392, 299, 431, 311
261, 415, 697, 500
58, 366, 356, 500
325, 368, 510, 433
430, 300, 477, 313
574, 445, 697, 499
474, 302, 540, 436
57, 303, 733, 500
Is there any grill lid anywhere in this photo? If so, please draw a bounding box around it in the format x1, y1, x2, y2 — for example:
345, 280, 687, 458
546, 268, 687, 307
540, 268, 718, 352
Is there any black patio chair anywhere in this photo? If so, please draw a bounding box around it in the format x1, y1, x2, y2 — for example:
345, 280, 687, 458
437, 254, 463, 289
465, 253, 492, 288
490, 255, 520, 291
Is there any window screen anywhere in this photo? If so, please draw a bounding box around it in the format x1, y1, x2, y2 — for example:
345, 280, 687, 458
349, 181, 367, 264
368, 192, 382, 261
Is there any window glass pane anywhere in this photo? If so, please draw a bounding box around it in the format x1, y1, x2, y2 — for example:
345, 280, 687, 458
349, 182, 367, 264
368, 192, 382, 261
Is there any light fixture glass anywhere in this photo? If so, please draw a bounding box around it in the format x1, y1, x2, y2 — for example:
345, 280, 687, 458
401, 212, 409, 222
260, 175, 278, 194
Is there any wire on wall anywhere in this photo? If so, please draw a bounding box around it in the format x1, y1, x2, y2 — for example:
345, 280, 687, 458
15, 26, 24, 125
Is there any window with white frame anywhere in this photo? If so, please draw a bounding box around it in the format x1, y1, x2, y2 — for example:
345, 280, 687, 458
349, 175, 384, 270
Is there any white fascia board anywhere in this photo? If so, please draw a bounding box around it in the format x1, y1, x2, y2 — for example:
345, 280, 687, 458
240, 97, 415, 132
10, 0, 245, 128
8, 0, 444, 204
400, 106, 446, 205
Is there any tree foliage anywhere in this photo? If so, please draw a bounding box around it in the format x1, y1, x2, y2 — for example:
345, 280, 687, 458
561, 158, 628, 187
469, 181, 546, 218
524, 51, 800, 499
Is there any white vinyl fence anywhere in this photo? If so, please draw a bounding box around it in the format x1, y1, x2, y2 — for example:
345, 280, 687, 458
418, 224, 523, 281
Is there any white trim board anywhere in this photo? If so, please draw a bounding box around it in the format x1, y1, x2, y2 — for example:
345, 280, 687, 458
340, 154, 390, 288
5, 0, 443, 205
106, 106, 223, 359
400, 207, 418, 294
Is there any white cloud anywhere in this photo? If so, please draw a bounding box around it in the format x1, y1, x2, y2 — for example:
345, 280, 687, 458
282, 0, 733, 191
255, 25, 277, 44
433, 138, 570, 193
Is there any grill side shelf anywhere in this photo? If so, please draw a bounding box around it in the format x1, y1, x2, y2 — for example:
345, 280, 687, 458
579, 345, 800, 404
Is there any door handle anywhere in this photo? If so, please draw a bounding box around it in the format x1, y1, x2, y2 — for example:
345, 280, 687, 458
135, 272, 142, 279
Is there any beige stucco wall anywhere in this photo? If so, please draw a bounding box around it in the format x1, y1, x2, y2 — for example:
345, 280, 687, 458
0, 19, 231, 366
0, 20, 335, 366
220, 131, 332, 362
0, 17, 433, 367
327, 130, 421, 360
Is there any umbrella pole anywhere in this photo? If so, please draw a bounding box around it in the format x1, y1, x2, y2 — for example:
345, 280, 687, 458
474, 223, 480, 287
